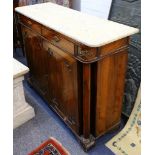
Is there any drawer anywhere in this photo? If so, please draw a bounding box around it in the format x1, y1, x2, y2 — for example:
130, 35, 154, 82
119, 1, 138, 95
18, 15, 42, 34
42, 27, 74, 55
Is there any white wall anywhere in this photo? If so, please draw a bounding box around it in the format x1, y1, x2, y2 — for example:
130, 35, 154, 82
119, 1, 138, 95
72, 0, 112, 19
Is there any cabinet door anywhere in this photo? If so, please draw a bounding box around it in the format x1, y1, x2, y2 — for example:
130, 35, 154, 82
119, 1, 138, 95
22, 26, 48, 96
43, 41, 80, 133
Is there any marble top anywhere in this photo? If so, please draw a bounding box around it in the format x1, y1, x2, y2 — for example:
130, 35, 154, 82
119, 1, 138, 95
13, 59, 29, 79
15, 2, 139, 47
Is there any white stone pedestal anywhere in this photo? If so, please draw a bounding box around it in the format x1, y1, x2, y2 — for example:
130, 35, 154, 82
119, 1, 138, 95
13, 59, 35, 129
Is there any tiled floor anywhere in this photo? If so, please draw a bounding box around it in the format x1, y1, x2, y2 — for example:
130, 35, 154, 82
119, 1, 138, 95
13, 49, 125, 155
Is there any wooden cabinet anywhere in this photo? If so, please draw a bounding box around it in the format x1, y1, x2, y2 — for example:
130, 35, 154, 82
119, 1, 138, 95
19, 19, 129, 150
16, 6, 138, 150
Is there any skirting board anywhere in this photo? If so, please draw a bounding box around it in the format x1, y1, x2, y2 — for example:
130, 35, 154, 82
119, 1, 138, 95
13, 105, 35, 129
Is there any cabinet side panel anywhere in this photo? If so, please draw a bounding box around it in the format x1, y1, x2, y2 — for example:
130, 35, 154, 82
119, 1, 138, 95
95, 51, 128, 136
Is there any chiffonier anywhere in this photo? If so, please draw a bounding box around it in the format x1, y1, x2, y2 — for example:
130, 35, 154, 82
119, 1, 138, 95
15, 2, 139, 151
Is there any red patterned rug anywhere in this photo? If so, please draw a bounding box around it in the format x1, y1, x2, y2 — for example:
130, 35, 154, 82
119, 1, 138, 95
28, 137, 70, 155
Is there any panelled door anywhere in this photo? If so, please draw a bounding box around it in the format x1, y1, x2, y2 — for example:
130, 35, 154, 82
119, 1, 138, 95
22, 26, 48, 97
43, 41, 80, 134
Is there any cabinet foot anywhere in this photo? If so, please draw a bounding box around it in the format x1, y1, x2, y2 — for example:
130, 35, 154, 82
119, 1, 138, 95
80, 135, 95, 152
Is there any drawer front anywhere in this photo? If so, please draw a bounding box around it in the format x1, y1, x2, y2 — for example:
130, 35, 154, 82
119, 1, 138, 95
18, 15, 42, 34
42, 27, 74, 55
